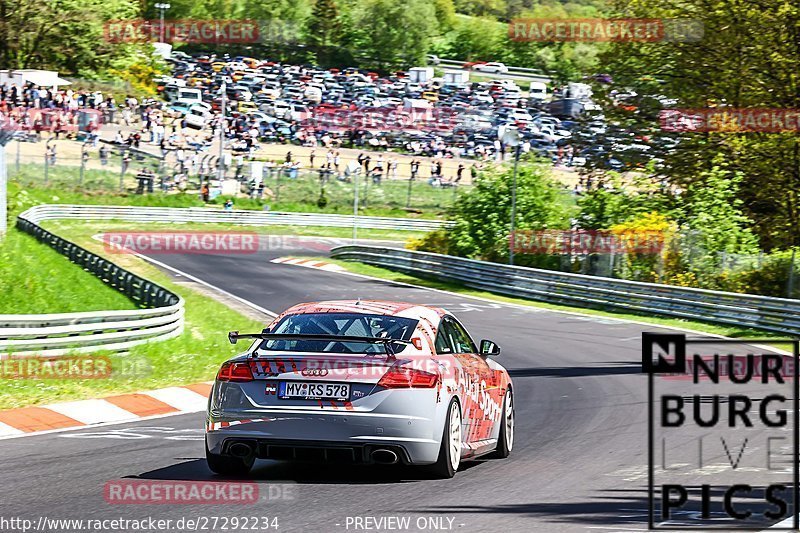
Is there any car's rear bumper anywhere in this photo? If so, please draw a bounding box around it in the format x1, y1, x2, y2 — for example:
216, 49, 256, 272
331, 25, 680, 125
205, 409, 441, 464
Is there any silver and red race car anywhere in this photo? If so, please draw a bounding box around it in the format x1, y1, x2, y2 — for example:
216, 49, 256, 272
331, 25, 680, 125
205, 300, 514, 478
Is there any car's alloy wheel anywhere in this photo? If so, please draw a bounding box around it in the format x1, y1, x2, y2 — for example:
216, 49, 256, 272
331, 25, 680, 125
448, 401, 462, 472
504, 391, 514, 451
428, 399, 462, 478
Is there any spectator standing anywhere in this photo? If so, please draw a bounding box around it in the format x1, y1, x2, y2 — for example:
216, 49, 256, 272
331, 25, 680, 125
410, 159, 419, 180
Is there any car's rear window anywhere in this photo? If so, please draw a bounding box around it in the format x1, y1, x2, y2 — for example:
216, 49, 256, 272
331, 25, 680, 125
257, 312, 418, 354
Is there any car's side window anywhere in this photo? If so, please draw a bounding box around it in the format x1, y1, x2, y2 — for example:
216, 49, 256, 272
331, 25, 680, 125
448, 318, 477, 354
434, 319, 456, 354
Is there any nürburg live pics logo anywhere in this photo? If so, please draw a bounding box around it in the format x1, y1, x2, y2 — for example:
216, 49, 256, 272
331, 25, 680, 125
643, 332, 799, 530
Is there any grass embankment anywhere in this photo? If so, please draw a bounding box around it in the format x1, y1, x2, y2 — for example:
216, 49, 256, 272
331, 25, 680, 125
0, 231, 135, 314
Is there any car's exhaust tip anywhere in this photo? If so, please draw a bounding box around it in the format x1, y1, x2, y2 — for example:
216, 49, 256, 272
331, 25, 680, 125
370, 449, 399, 465
228, 442, 255, 458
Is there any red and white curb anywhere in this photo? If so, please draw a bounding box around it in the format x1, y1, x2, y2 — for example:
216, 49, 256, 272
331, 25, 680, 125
0, 382, 213, 439
271, 257, 345, 272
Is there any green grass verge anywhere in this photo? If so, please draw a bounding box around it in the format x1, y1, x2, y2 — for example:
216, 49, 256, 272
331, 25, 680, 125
321, 257, 780, 340
0, 230, 136, 314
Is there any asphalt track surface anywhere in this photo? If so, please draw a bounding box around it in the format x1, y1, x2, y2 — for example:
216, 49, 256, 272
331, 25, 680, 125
1, 239, 794, 533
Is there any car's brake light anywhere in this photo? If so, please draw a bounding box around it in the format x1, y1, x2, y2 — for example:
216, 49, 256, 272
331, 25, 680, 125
216, 361, 254, 382
378, 367, 439, 389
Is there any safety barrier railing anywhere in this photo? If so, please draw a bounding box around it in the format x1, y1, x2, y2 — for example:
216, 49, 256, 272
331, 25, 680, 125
330, 245, 800, 336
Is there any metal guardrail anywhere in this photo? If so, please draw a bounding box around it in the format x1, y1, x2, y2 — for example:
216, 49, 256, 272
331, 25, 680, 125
330, 245, 800, 336
5, 210, 185, 356
20, 204, 452, 232
436, 59, 551, 83
4, 205, 449, 356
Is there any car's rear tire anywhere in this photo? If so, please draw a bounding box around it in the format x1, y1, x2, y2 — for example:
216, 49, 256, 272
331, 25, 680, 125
205, 438, 254, 476
428, 399, 462, 479
490, 389, 514, 459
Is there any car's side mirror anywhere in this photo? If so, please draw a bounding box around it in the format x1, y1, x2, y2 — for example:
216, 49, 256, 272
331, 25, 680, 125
479, 339, 501, 357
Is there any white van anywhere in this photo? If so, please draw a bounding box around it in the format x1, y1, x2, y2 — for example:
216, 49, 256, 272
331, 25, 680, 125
529, 82, 548, 101
176, 88, 203, 106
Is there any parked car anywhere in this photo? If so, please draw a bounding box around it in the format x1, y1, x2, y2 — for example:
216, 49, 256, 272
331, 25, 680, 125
473, 62, 509, 74
184, 102, 212, 129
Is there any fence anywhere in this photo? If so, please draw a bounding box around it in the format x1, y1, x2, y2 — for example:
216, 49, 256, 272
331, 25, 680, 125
330, 245, 800, 336
9, 139, 469, 212
4, 210, 184, 356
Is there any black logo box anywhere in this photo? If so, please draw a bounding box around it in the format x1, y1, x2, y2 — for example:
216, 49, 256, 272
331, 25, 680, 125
643, 333, 800, 530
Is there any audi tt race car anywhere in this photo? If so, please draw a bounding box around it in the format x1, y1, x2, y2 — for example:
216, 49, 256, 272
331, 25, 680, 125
205, 300, 514, 478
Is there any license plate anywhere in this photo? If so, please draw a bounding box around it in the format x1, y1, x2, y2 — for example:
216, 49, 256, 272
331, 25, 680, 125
278, 381, 350, 401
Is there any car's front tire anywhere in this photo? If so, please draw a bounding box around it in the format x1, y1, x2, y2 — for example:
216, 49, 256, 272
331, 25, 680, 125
205, 438, 254, 476
428, 399, 462, 478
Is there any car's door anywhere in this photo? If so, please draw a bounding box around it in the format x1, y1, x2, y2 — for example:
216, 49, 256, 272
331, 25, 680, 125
436, 316, 500, 451
446, 316, 503, 448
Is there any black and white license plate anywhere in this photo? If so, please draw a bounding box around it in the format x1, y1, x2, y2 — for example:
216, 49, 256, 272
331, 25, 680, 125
278, 381, 350, 401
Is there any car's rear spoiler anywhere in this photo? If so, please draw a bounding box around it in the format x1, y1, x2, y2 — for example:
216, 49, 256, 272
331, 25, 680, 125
228, 332, 412, 360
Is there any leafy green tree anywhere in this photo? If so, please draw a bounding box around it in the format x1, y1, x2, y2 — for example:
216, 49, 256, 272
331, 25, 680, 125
307, 0, 342, 49
349, 0, 438, 67
446, 161, 572, 263
680, 159, 759, 261
576, 174, 677, 229
0, 0, 139, 75
600, 0, 800, 250
438, 16, 505, 62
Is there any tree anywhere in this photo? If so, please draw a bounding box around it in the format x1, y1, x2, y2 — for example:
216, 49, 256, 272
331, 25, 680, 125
680, 159, 759, 262
350, 0, 438, 68
0, 0, 140, 76
446, 160, 572, 263
307, 0, 342, 49
599, 0, 800, 250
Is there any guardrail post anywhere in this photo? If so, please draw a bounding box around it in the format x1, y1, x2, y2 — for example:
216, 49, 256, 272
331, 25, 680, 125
79, 143, 89, 187
275, 166, 281, 203
353, 168, 360, 242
